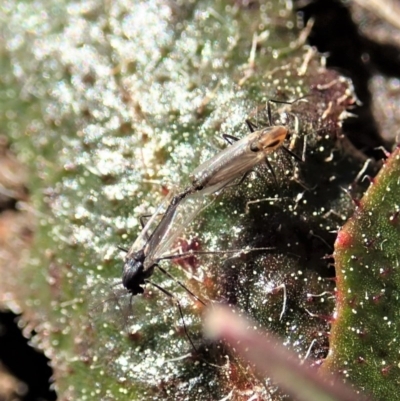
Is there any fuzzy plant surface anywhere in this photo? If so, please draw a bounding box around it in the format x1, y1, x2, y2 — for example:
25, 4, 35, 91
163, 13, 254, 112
0, 1, 384, 400
324, 146, 400, 400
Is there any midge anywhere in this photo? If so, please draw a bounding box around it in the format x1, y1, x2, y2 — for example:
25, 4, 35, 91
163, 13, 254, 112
122, 189, 273, 300
191, 122, 287, 193
122, 99, 302, 298
190, 99, 302, 193
121, 188, 197, 297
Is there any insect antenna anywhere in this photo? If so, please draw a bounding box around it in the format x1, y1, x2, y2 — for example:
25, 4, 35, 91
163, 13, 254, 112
265, 97, 308, 168
266, 96, 309, 125
158, 246, 274, 264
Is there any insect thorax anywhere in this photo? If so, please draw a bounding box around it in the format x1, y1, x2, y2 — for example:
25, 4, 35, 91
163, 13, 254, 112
122, 249, 147, 295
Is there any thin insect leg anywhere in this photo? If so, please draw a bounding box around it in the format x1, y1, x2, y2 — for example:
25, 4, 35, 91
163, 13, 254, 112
246, 119, 259, 132
266, 102, 278, 127
224, 170, 254, 189
139, 213, 165, 242
281, 145, 303, 163
204, 174, 244, 194
264, 157, 278, 185
118, 245, 129, 253
139, 210, 174, 239
223, 134, 240, 145
283, 148, 295, 171
139, 213, 166, 229
207, 167, 259, 194
156, 264, 207, 306
139, 214, 151, 229
267, 101, 272, 126
147, 279, 199, 353
175, 301, 198, 353
147, 279, 229, 370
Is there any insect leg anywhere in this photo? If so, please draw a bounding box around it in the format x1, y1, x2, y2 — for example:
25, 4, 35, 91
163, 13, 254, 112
146, 278, 199, 352
139, 213, 159, 229
156, 264, 206, 306
223, 170, 255, 190
281, 145, 303, 163
267, 101, 272, 126
264, 157, 278, 185
223, 134, 240, 144
246, 119, 259, 132
139, 213, 166, 242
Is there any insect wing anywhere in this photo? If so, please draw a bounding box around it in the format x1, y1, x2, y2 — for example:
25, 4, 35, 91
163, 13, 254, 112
126, 191, 174, 255
193, 178, 236, 196
190, 131, 259, 189
146, 193, 211, 265
201, 144, 266, 189
201, 126, 290, 191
